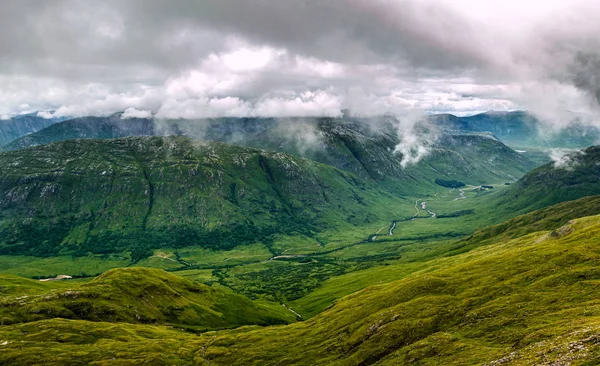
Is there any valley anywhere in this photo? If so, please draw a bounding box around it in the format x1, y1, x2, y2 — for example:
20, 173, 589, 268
0, 113, 598, 365
3, 3, 600, 364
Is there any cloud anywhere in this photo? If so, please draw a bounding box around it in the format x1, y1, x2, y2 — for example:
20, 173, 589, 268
549, 148, 586, 170
121, 108, 153, 119
1, 0, 600, 123
0, 114, 11, 121
253, 91, 342, 118
392, 112, 440, 167
36, 111, 54, 119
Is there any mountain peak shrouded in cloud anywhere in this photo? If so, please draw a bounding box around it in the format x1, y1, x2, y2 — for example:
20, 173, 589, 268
1, 0, 600, 126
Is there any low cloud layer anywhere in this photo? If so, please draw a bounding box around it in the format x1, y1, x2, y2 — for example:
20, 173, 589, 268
549, 148, 586, 170
1, 0, 600, 128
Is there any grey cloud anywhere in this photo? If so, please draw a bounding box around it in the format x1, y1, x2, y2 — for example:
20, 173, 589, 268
1, 0, 600, 122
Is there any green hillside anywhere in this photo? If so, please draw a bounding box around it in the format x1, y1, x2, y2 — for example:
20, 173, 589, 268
2, 116, 537, 194
497, 145, 600, 213
1, 202, 600, 364
0, 136, 406, 259
0, 267, 295, 331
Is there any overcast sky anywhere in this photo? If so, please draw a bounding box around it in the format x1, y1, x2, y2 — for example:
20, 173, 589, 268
1, 0, 600, 124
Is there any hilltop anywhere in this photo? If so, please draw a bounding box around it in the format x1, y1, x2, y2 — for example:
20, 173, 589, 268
428, 111, 600, 148
0, 113, 65, 146
0, 267, 295, 331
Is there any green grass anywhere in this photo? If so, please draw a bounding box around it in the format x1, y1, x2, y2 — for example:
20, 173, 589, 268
2, 209, 600, 364
177, 243, 274, 266
0, 267, 296, 331
0, 254, 130, 278
192, 214, 600, 365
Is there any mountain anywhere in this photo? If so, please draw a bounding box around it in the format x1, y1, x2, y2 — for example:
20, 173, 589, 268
2, 201, 600, 364
0, 113, 65, 146
497, 145, 600, 212
2, 114, 154, 151
0, 267, 296, 330
2, 116, 537, 193
428, 111, 600, 148
0, 136, 405, 259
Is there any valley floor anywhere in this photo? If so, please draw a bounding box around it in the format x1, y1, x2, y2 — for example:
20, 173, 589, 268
0, 184, 504, 319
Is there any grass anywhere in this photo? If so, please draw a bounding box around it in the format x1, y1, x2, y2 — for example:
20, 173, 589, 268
0, 254, 130, 278
2, 208, 600, 364
0, 185, 522, 317
0, 267, 296, 331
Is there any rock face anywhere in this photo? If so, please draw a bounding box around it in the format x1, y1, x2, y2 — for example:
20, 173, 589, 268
0, 136, 404, 257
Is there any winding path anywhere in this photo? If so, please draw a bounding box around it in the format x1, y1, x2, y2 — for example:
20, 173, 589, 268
388, 222, 397, 236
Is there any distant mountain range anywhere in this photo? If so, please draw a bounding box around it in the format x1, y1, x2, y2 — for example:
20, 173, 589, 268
0, 113, 65, 146
428, 111, 600, 148
5, 111, 598, 152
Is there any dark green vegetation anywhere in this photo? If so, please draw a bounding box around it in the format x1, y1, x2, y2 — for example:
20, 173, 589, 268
434, 178, 465, 188
1, 201, 600, 364
0, 136, 406, 258
0, 267, 295, 331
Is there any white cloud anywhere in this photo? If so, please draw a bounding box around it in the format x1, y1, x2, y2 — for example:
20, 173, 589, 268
549, 148, 585, 170
121, 108, 153, 119
156, 97, 251, 119
253, 91, 342, 117
36, 111, 54, 119
0, 114, 11, 121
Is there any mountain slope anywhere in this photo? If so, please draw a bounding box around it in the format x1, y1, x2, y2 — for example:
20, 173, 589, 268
0, 113, 65, 146
2, 115, 154, 151
429, 111, 600, 148
2, 206, 600, 364
0, 136, 405, 258
2, 116, 537, 193
0, 267, 295, 330
497, 145, 600, 212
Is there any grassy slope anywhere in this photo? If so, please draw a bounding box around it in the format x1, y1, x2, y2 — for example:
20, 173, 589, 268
0, 267, 295, 330
0, 136, 407, 257
495, 145, 600, 214
1, 202, 600, 364
182, 214, 600, 365
288, 195, 600, 318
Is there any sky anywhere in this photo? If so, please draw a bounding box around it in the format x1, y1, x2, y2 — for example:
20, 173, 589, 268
1, 0, 600, 125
